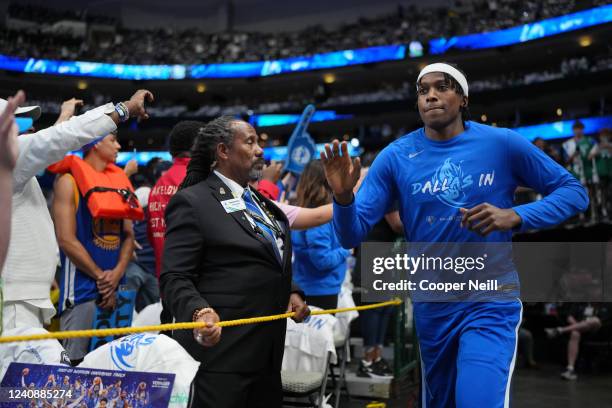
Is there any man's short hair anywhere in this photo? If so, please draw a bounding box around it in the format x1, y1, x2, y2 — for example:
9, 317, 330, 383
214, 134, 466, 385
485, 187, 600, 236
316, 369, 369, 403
572, 120, 585, 130
168, 121, 205, 157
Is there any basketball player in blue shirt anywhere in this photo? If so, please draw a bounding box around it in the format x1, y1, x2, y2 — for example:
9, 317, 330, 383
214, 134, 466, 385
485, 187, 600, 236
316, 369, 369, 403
321, 63, 588, 407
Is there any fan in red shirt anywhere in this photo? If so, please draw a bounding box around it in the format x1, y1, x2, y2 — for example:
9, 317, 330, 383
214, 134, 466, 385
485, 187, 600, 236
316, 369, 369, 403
148, 121, 204, 278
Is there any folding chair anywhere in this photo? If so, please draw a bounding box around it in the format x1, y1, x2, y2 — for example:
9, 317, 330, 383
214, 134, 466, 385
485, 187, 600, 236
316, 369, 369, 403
282, 351, 333, 408
329, 328, 351, 408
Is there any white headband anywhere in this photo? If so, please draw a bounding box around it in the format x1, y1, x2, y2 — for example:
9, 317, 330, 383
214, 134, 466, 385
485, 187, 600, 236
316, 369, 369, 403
416, 63, 469, 96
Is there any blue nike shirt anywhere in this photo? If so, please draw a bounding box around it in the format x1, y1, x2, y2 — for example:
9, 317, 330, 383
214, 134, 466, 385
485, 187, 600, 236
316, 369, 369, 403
337, 121, 586, 406
334, 121, 588, 247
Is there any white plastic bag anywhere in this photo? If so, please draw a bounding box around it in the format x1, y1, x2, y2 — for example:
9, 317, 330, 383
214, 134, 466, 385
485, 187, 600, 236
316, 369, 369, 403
80, 333, 199, 408
0, 327, 70, 380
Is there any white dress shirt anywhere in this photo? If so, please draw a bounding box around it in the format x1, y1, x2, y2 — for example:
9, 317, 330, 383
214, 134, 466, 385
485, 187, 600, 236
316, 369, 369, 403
2, 103, 117, 327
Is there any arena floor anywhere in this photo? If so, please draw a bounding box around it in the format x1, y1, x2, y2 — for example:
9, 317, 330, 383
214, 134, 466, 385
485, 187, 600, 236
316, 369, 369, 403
510, 364, 612, 408
340, 363, 612, 408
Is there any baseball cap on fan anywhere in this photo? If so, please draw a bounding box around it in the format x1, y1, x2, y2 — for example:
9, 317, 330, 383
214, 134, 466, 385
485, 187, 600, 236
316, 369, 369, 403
0, 97, 41, 119
0, 96, 41, 132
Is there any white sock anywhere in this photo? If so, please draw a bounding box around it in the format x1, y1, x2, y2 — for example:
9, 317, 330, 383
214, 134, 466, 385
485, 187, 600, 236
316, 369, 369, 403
567, 365, 574, 371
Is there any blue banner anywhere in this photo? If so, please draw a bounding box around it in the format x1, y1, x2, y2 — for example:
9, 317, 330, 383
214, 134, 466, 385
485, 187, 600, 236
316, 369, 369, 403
191, 45, 406, 78
283, 105, 317, 174
249, 110, 353, 127
0, 54, 187, 80
0, 45, 405, 80
430, 4, 612, 54
1, 362, 174, 407
115, 151, 172, 166
264, 143, 362, 162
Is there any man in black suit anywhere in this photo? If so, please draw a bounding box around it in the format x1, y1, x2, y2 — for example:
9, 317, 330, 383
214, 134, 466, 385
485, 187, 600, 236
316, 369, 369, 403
160, 116, 309, 408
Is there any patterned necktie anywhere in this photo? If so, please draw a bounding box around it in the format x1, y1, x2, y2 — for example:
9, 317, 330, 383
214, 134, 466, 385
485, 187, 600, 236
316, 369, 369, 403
242, 188, 282, 262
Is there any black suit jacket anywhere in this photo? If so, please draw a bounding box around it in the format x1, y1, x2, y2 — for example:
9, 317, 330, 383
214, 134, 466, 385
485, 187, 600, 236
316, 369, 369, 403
160, 173, 301, 373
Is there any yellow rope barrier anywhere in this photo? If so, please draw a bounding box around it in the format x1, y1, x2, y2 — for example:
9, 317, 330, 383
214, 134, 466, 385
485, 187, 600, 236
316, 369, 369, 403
0, 299, 402, 344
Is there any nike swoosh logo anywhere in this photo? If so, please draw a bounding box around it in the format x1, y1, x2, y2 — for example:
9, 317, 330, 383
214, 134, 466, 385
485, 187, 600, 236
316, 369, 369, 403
409, 150, 424, 159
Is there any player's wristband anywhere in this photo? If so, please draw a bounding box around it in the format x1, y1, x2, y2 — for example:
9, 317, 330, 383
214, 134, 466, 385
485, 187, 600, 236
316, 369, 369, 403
114, 102, 130, 122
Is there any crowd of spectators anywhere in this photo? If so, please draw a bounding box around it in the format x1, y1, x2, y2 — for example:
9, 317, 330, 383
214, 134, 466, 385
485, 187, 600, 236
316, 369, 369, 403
8, 4, 86, 25
468, 52, 612, 92
1, 0, 601, 64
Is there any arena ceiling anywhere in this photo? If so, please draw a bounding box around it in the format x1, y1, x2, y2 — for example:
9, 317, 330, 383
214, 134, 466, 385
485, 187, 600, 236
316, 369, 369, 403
2, 0, 455, 32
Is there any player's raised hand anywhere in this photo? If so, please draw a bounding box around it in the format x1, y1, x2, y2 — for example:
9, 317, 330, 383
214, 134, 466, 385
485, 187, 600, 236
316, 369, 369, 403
320, 139, 361, 205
